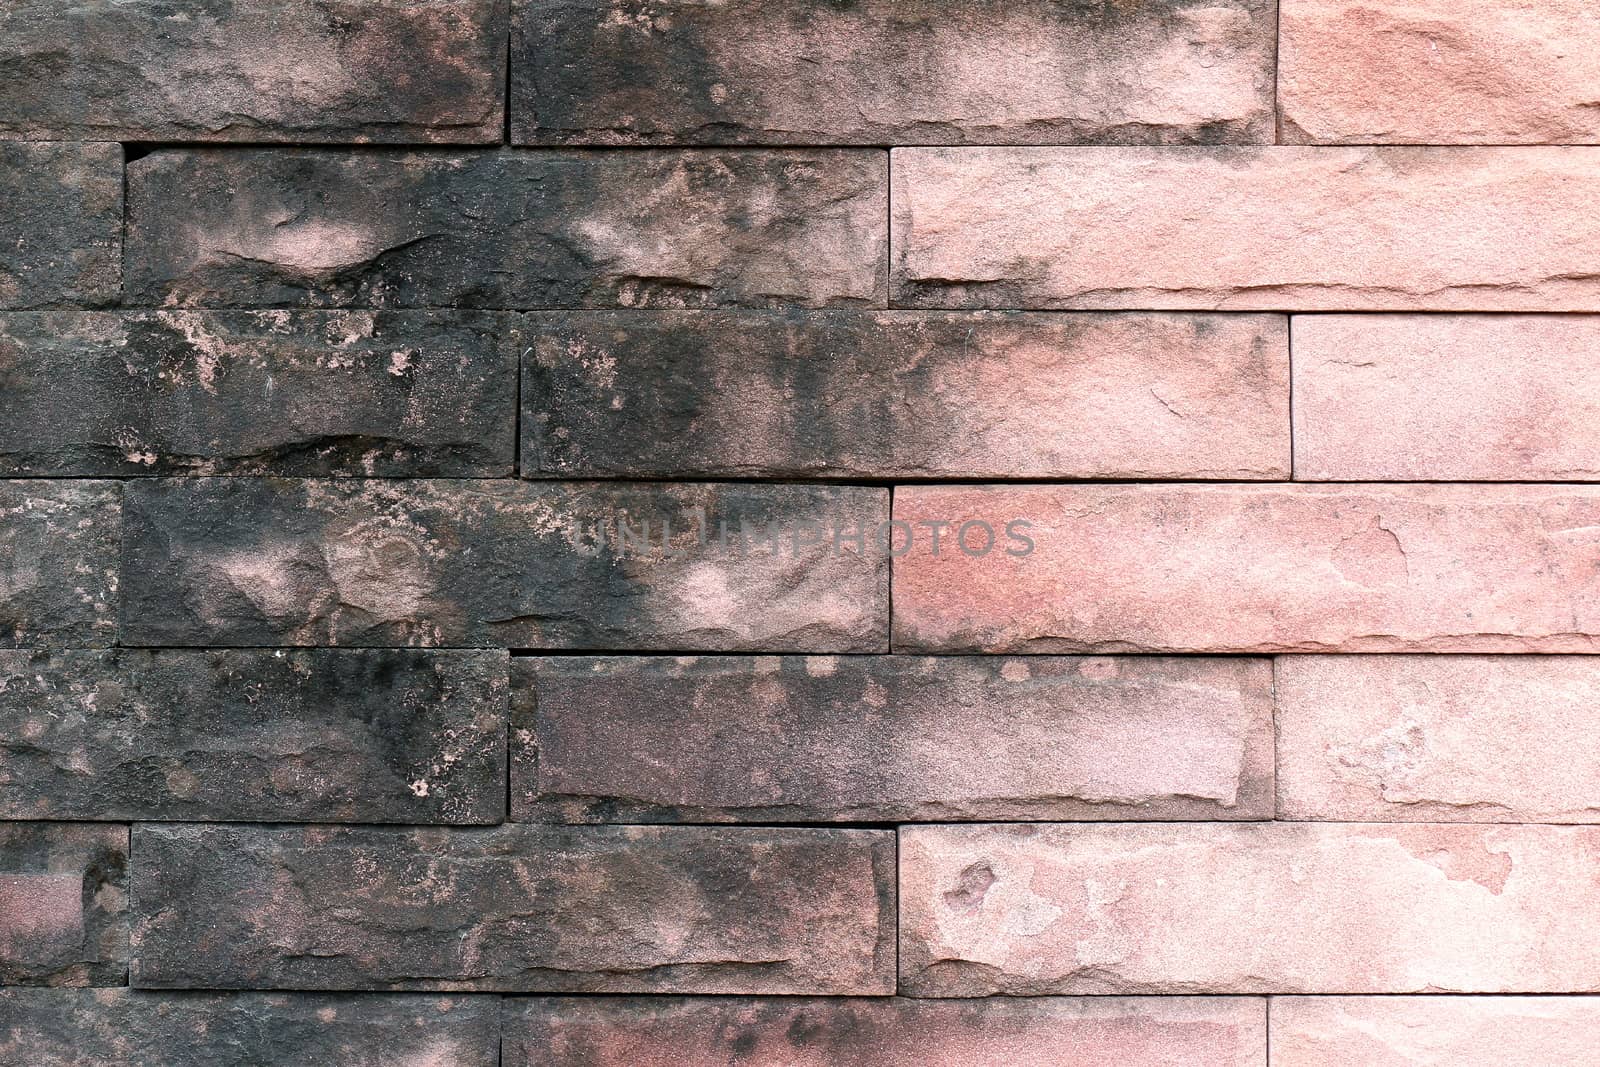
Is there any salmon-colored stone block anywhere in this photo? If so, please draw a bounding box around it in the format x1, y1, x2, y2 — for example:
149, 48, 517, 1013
504, 995, 1267, 1066
892, 484, 1600, 654
1294, 315, 1600, 480
1280, 0, 1600, 144
1277, 656, 1600, 822
1270, 996, 1600, 1066
900, 823, 1600, 995
891, 147, 1600, 311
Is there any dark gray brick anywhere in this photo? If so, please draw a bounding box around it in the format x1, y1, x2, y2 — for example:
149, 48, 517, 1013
513, 0, 1277, 145
0, 0, 506, 143
0, 481, 120, 648
0, 143, 121, 310
118, 479, 888, 651
0, 649, 507, 824
520, 310, 1289, 479
513, 655, 1275, 823
0, 311, 516, 476
0, 989, 499, 1066
130, 824, 896, 993
0, 823, 127, 987
126, 149, 887, 309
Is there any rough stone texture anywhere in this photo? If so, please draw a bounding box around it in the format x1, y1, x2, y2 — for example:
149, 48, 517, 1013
119, 479, 888, 651
0, 823, 127, 987
900, 822, 1600, 995
0, 480, 121, 648
1280, 0, 1600, 145
1270, 996, 1600, 1066
892, 146, 1600, 311
130, 824, 896, 994
0, 311, 516, 477
0, 989, 500, 1067
504, 995, 1267, 1067
513, 0, 1277, 146
892, 483, 1600, 654
0, 649, 507, 824
1276, 655, 1600, 823
0, 142, 121, 310
522, 311, 1289, 479
0, 0, 507, 143
126, 149, 888, 310
512, 655, 1274, 823
1293, 315, 1600, 480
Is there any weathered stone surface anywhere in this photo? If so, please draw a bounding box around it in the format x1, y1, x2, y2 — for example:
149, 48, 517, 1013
0, 143, 121, 310
0, 0, 506, 143
1280, 0, 1600, 145
892, 484, 1600, 654
0, 649, 507, 823
892, 147, 1600, 311
1270, 996, 1600, 1066
131, 824, 896, 993
1276, 655, 1600, 823
0, 481, 120, 648
120, 479, 888, 651
0, 311, 516, 477
1293, 315, 1600, 480
513, 655, 1273, 822
513, 0, 1277, 146
522, 311, 1289, 479
0, 989, 500, 1066
126, 149, 887, 309
901, 823, 1600, 995
0, 823, 127, 987
504, 995, 1267, 1066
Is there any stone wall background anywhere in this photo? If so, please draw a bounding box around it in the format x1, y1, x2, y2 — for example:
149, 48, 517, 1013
5, 2, 1600, 1063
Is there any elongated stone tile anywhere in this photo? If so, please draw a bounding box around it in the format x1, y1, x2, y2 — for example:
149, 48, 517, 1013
0, 481, 120, 648
1276, 655, 1600, 823
0, 649, 507, 824
900, 823, 1600, 995
0, 0, 506, 143
1280, 0, 1600, 144
513, 655, 1273, 822
0, 989, 500, 1067
130, 824, 895, 993
1293, 315, 1600, 480
892, 483, 1600, 654
1270, 996, 1600, 1066
0, 823, 127, 987
119, 479, 888, 651
126, 149, 887, 309
504, 995, 1267, 1066
0, 143, 121, 310
892, 147, 1600, 311
514, 0, 1277, 145
522, 311, 1289, 479
0, 311, 516, 476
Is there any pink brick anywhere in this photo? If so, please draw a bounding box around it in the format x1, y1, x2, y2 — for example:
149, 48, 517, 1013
1280, 0, 1600, 144
505, 996, 1266, 1067
1271, 996, 1600, 1066
891, 147, 1600, 311
892, 484, 1600, 654
1277, 656, 1600, 822
1294, 315, 1600, 480
899, 823, 1600, 995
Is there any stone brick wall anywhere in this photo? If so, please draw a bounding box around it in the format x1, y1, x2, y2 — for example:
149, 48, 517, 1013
3, 2, 1600, 1063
